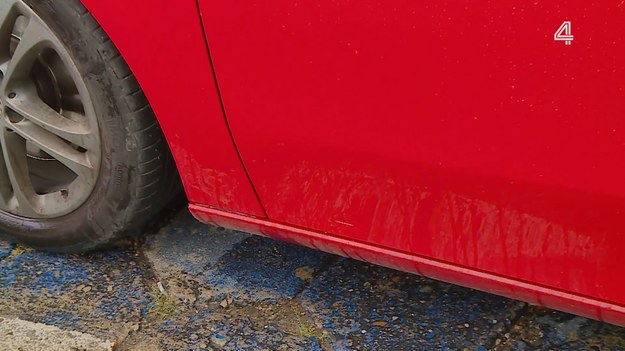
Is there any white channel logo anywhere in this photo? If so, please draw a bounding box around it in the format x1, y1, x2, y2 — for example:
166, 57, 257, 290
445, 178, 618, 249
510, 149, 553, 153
554, 21, 574, 45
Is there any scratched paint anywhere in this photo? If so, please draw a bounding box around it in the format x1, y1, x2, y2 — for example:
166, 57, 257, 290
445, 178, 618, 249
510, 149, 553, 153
241, 158, 625, 305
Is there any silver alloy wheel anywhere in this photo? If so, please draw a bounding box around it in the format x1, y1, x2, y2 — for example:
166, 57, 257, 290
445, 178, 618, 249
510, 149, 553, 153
0, 0, 101, 219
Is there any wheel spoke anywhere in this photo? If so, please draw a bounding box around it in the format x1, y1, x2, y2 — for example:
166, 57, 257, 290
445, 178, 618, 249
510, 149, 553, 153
0, 127, 40, 217
1, 13, 56, 95
0, 1, 19, 53
8, 119, 95, 180
5, 91, 94, 149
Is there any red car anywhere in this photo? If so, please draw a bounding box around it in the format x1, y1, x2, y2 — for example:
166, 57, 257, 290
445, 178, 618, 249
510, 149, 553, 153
0, 0, 624, 327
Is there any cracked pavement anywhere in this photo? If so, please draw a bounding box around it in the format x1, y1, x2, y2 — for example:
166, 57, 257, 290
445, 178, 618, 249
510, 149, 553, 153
1, 209, 625, 350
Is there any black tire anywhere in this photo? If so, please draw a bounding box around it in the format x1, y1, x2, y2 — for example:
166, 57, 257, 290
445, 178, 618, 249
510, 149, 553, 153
0, 0, 182, 252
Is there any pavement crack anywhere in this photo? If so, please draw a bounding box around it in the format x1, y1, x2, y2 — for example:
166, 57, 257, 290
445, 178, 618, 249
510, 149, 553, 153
133, 245, 160, 294
107, 246, 159, 351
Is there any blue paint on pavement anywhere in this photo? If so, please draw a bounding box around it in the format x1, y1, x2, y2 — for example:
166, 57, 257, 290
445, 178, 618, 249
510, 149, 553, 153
201, 235, 332, 301
145, 210, 250, 276
0, 241, 14, 260
299, 257, 519, 350
0, 245, 151, 337
0, 251, 90, 294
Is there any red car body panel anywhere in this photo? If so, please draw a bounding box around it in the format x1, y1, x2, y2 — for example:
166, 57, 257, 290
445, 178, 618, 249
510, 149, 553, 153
82, 1, 625, 325
80, 0, 266, 217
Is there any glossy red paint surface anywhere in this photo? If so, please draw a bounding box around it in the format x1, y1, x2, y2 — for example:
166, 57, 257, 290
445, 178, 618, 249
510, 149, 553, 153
80, 0, 265, 217
199, 1, 625, 312
83, 0, 625, 325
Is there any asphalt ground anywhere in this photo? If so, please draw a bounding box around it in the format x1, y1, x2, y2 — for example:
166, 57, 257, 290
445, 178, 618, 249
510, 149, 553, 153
1, 209, 624, 350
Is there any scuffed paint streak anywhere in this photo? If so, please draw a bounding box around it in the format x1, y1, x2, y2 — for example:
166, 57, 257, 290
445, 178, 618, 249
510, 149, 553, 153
429, 192, 601, 294
175, 148, 239, 209
259, 158, 623, 304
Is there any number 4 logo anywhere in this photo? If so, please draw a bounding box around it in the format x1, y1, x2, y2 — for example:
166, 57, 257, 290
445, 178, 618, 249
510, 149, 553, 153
554, 21, 573, 45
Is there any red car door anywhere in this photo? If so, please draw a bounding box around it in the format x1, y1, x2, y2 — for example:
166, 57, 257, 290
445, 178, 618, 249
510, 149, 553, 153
198, 1, 625, 306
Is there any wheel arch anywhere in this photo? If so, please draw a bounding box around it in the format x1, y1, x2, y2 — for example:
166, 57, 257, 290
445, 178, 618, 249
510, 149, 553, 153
78, 0, 266, 217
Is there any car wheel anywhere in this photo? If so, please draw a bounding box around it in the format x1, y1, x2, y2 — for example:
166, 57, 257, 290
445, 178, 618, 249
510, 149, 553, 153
0, 0, 181, 252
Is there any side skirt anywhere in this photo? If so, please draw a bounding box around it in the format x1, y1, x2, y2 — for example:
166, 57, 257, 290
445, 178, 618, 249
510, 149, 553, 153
189, 203, 625, 327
